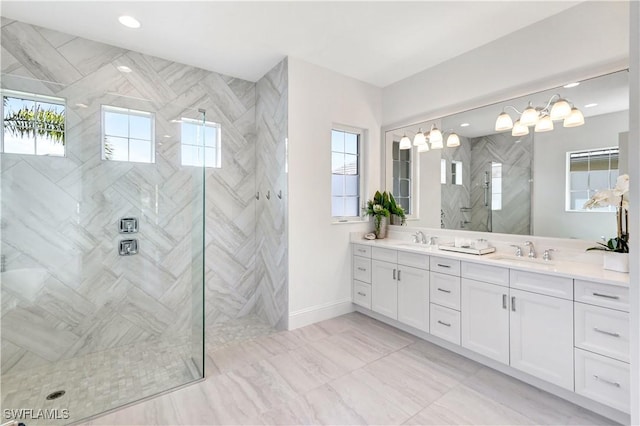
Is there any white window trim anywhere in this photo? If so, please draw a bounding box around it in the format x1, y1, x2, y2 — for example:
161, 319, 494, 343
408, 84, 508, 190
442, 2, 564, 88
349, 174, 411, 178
1, 89, 67, 157
331, 124, 367, 224
101, 105, 155, 164
180, 117, 222, 168
565, 146, 619, 212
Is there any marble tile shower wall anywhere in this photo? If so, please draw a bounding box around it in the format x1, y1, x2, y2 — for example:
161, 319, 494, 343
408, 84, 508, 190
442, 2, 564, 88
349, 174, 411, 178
469, 132, 533, 234
0, 20, 261, 374
255, 59, 288, 330
441, 136, 471, 230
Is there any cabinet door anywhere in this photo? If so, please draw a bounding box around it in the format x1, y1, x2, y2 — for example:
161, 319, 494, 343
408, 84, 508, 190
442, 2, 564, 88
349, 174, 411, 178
461, 278, 509, 364
371, 260, 398, 319
397, 265, 429, 331
510, 288, 574, 390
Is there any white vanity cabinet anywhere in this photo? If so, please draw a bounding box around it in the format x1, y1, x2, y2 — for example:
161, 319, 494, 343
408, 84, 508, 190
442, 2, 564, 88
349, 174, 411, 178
352, 244, 372, 309
370, 247, 429, 331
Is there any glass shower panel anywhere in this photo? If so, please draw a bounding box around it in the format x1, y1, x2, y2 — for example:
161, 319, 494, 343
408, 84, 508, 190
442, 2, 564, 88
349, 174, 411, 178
0, 73, 205, 425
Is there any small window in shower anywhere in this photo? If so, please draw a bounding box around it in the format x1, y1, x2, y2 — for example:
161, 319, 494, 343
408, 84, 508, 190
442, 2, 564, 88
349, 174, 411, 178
567, 147, 619, 212
102, 105, 155, 163
180, 118, 221, 168
491, 162, 502, 211
440, 159, 447, 184
1, 90, 66, 157
451, 161, 463, 185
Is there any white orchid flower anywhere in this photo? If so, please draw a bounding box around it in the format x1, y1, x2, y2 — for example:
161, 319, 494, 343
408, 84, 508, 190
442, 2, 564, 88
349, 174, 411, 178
614, 174, 629, 196
583, 189, 619, 209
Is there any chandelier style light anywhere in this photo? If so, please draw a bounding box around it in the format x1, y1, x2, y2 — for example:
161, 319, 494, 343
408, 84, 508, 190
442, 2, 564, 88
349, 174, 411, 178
494, 94, 584, 136
400, 124, 461, 152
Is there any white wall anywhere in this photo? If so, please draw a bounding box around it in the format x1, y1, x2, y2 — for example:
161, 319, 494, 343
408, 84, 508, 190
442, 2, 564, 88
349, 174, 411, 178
382, 1, 629, 128
287, 58, 382, 328
533, 110, 628, 240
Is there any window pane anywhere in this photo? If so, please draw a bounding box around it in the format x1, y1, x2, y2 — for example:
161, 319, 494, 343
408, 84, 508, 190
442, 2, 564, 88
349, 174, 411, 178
571, 191, 589, 210
392, 141, 399, 161
331, 196, 344, 217
331, 130, 344, 153
181, 122, 197, 145
182, 144, 198, 166
492, 194, 502, 210
36, 137, 64, 156
332, 152, 345, 174
204, 126, 217, 147
4, 133, 34, 154
204, 147, 217, 168
400, 161, 410, 179
344, 197, 359, 216
344, 154, 358, 175
590, 170, 609, 191
398, 197, 410, 212
104, 111, 128, 137
331, 175, 345, 196
345, 132, 358, 154
129, 139, 152, 163
105, 136, 128, 161
393, 178, 399, 195
129, 114, 151, 140
570, 171, 589, 191
345, 175, 359, 196
399, 148, 410, 161
441, 159, 447, 184
399, 179, 410, 197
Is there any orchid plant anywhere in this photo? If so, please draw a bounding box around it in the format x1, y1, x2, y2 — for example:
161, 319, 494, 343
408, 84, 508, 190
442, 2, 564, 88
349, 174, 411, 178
583, 174, 629, 253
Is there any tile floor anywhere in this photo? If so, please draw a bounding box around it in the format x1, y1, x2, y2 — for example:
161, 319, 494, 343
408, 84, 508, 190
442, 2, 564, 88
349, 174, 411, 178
82, 312, 617, 426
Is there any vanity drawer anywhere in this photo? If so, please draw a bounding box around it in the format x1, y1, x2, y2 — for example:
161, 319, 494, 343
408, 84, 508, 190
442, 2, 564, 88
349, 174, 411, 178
461, 261, 509, 287
398, 251, 429, 269
510, 270, 572, 300
575, 348, 630, 413
353, 256, 372, 283
372, 247, 398, 263
430, 256, 460, 276
353, 281, 372, 309
430, 304, 461, 345
575, 280, 629, 312
575, 303, 629, 362
352, 244, 371, 258
430, 272, 461, 310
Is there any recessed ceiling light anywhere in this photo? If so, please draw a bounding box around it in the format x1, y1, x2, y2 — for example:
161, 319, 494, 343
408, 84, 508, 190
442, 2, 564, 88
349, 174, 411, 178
118, 15, 141, 29
563, 82, 580, 88
460, 123, 470, 127
75, 103, 88, 108
117, 65, 133, 73
584, 103, 598, 108
163, 134, 171, 138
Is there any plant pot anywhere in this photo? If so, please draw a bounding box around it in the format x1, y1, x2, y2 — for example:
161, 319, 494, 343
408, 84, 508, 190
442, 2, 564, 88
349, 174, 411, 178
374, 215, 388, 239
390, 214, 402, 226
603, 252, 629, 273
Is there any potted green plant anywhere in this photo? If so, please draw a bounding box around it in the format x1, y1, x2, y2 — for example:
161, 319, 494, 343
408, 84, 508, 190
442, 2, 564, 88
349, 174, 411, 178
387, 193, 406, 226
365, 191, 391, 239
584, 174, 629, 272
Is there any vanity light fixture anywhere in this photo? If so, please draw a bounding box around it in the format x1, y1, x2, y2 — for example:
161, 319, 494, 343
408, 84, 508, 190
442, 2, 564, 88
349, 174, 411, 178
446, 132, 461, 147
119, 15, 141, 29
428, 125, 443, 149
494, 93, 584, 136
399, 134, 412, 150
417, 142, 430, 153
412, 128, 427, 146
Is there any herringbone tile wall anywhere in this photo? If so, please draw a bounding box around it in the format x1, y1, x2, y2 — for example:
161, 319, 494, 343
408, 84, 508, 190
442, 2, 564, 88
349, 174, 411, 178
1, 19, 286, 375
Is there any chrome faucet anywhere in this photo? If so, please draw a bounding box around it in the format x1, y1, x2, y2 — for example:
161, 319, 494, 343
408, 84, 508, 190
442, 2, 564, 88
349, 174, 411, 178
543, 248, 555, 261
524, 241, 536, 258
412, 231, 426, 244
510, 245, 523, 257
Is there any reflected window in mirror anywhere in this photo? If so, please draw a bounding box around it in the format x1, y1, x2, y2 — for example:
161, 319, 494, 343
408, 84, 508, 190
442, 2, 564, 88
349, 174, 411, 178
567, 147, 619, 212
440, 159, 447, 184
491, 162, 503, 211
451, 161, 463, 185
392, 141, 412, 213
331, 127, 362, 221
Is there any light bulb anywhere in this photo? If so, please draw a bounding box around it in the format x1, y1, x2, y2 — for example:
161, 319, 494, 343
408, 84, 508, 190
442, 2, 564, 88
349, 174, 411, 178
520, 103, 539, 127
446, 133, 460, 147
413, 129, 426, 146
429, 126, 443, 149
495, 112, 513, 132
512, 119, 529, 137
550, 98, 571, 120
417, 142, 430, 153
399, 135, 412, 150
563, 107, 585, 128
534, 114, 554, 132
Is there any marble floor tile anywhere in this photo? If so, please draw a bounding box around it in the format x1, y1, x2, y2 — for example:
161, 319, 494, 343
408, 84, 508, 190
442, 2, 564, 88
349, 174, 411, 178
402, 339, 484, 382
404, 384, 535, 425
207, 338, 276, 374
82, 393, 180, 426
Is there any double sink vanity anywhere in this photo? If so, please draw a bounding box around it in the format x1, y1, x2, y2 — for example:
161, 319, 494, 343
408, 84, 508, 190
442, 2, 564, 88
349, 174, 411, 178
351, 233, 630, 422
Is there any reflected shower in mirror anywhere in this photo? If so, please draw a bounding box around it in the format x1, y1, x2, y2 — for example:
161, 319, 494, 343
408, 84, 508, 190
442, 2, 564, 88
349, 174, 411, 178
384, 70, 629, 240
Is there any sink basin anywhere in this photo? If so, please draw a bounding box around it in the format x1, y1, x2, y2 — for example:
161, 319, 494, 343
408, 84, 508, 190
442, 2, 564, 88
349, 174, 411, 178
491, 255, 555, 267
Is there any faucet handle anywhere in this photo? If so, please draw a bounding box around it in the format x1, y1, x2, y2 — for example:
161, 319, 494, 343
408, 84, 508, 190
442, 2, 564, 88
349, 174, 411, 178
510, 244, 523, 257
543, 248, 556, 261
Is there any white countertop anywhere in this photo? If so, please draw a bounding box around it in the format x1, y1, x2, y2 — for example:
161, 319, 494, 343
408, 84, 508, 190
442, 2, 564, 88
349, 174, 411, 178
352, 238, 629, 287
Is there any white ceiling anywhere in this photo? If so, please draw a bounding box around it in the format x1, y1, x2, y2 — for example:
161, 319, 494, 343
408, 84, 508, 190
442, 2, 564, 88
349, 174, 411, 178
0, 1, 581, 87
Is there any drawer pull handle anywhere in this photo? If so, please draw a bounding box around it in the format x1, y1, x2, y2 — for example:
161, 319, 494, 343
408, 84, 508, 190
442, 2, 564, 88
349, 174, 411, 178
593, 375, 621, 388
393, 269, 396, 280
358, 249, 366, 254
437, 288, 451, 294
593, 328, 620, 338
437, 263, 451, 268
437, 320, 451, 327
502, 294, 507, 310
357, 267, 366, 272
511, 296, 516, 312
592, 292, 620, 300
398, 270, 401, 281
357, 292, 366, 297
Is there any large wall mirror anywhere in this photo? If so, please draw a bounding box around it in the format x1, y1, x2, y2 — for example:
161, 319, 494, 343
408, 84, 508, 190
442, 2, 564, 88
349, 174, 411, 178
384, 69, 629, 241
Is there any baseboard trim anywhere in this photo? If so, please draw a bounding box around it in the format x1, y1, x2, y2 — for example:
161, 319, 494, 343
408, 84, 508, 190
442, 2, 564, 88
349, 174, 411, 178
288, 298, 354, 329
